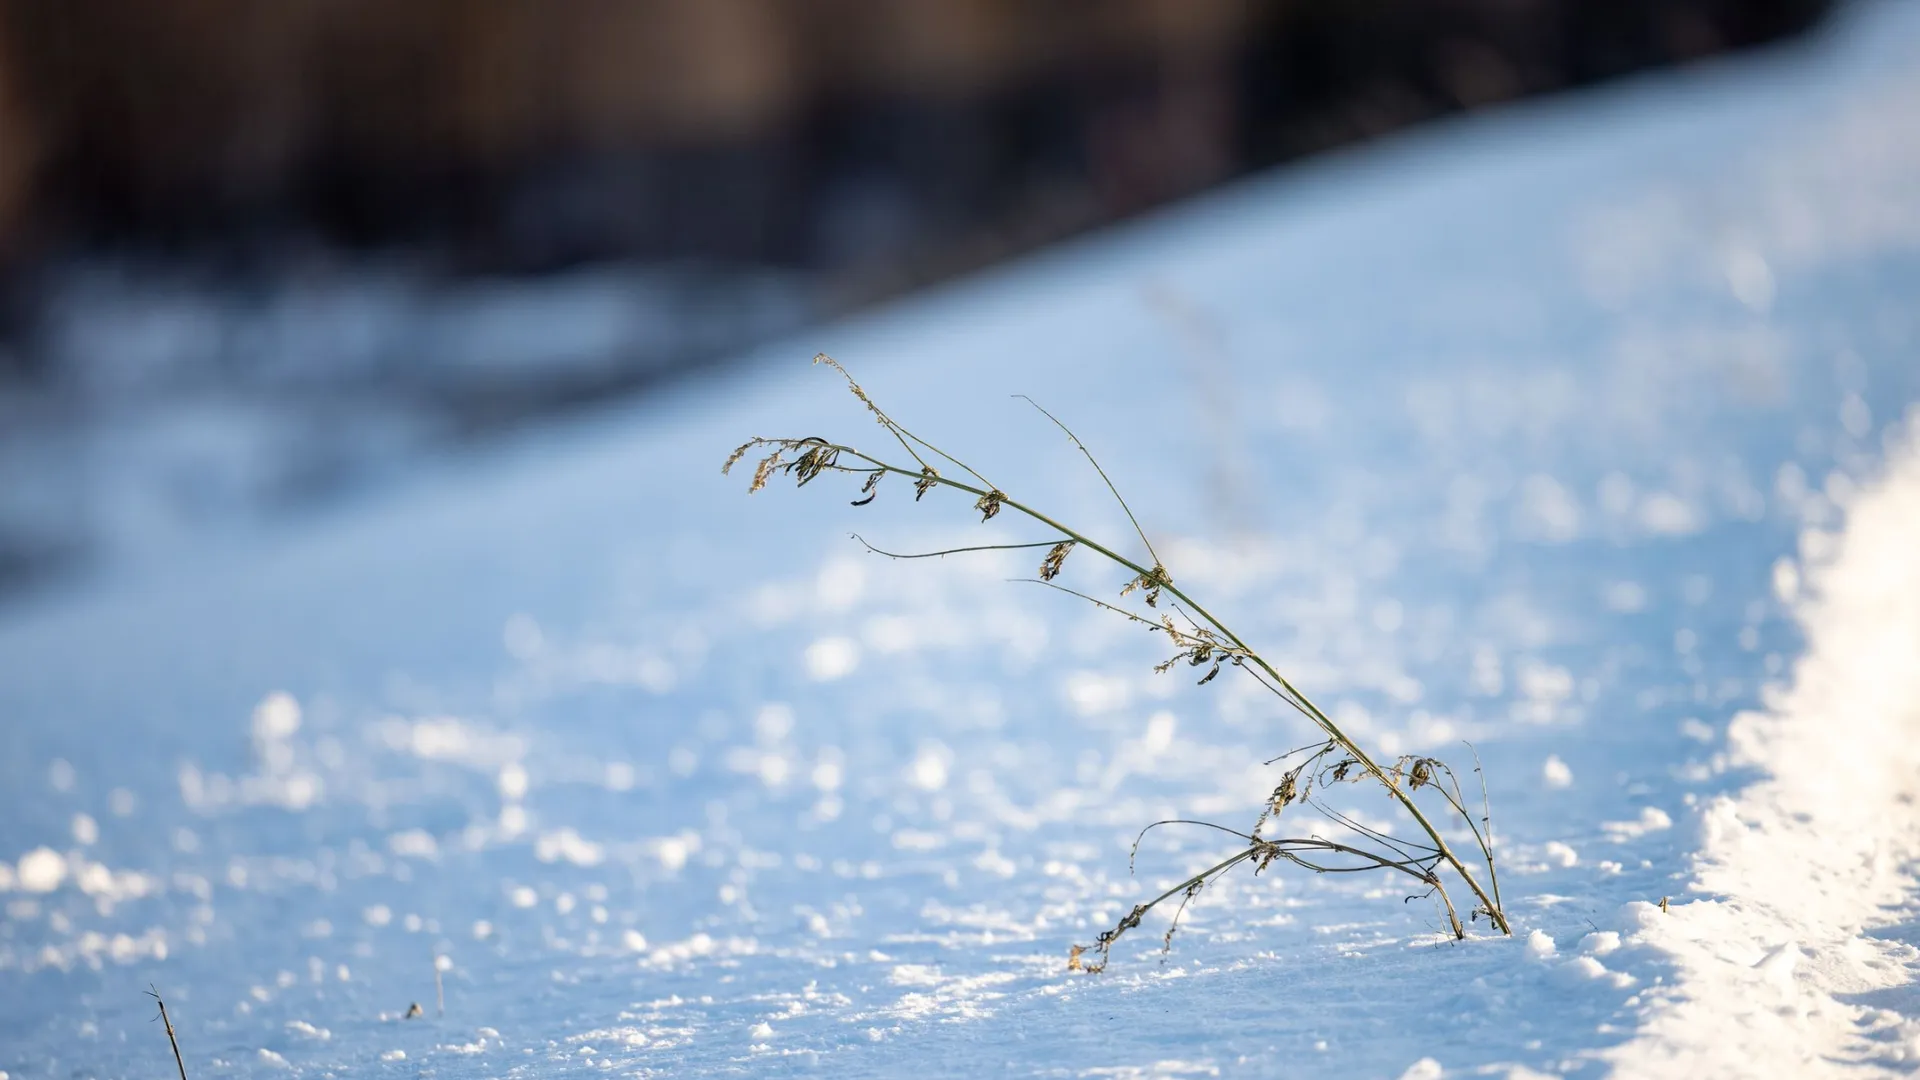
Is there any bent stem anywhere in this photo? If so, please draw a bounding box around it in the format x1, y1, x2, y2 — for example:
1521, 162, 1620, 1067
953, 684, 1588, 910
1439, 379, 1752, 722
148, 985, 189, 1080
725, 355, 1512, 957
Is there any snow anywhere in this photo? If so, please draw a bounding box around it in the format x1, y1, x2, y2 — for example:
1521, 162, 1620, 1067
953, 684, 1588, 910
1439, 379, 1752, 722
3, 2, 1920, 1077
1542, 755, 1575, 789
1610, 422, 1920, 1076
13, 849, 65, 894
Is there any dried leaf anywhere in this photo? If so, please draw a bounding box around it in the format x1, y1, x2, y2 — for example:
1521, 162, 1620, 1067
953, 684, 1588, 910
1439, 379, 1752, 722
1411, 759, 1434, 790
974, 489, 1006, 521
1039, 540, 1075, 581
787, 441, 839, 487
1123, 563, 1172, 607
1272, 773, 1298, 808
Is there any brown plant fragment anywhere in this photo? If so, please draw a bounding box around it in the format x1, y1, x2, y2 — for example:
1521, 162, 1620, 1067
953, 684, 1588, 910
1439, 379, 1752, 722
1121, 563, 1172, 607
750, 450, 783, 493
1039, 540, 1075, 581
721, 439, 758, 475
975, 489, 1006, 521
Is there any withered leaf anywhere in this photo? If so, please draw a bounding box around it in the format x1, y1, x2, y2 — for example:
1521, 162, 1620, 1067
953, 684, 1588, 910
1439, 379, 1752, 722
1039, 540, 1075, 581
974, 489, 1006, 521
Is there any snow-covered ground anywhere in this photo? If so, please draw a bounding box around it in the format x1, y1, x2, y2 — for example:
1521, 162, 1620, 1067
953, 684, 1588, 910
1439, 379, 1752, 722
5, 3, 1920, 1077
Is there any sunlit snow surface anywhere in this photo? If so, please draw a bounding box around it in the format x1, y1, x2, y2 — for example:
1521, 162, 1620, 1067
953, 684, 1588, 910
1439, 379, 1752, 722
6, 5, 1920, 1077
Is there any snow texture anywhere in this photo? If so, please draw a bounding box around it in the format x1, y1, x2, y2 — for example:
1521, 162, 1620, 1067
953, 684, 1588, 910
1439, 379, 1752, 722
4, 3, 1920, 1078
1612, 423, 1920, 1075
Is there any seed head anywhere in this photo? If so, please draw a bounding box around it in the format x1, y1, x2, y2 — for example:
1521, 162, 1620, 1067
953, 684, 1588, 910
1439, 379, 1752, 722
1272, 773, 1298, 809
1039, 540, 1075, 582
786, 440, 839, 487
974, 489, 1006, 521
750, 450, 784, 493
1410, 759, 1434, 790
721, 439, 759, 476
1121, 563, 1171, 607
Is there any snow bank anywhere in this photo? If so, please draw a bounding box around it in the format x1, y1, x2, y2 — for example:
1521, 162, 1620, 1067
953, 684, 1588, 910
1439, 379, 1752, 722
1612, 411, 1920, 1076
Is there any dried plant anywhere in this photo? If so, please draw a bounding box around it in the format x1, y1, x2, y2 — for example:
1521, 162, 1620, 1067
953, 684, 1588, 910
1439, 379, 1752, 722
147, 985, 189, 1080
725, 355, 1512, 969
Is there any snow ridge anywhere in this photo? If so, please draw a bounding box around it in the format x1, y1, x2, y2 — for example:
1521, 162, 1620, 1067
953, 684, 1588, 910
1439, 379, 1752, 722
1613, 411, 1920, 1077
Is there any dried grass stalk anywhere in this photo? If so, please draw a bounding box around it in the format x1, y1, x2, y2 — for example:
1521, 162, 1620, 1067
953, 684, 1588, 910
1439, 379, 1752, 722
726, 355, 1512, 968
147, 986, 189, 1080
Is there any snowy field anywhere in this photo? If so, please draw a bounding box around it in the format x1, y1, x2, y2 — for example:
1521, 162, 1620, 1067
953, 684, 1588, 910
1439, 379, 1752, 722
6, 3, 1920, 1077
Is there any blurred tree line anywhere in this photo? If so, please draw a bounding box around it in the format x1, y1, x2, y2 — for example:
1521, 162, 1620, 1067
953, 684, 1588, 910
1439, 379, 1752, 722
0, 0, 1837, 593
0, 0, 1829, 282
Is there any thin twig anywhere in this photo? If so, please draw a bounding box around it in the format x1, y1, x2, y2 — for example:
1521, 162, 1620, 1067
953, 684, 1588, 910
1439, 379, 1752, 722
1228, 660, 1318, 725
148, 986, 189, 1080
1013, 577, 1167, 629
1308, 798, 1436, 862
817, 354, 1003, 493
813, 354, 937, 477
1014, 394, 1161, 569
853, 534, 1069, 561
1131, 819, 1260, 872
1266, 740, 1334, 767
1467, 742, 1505, 924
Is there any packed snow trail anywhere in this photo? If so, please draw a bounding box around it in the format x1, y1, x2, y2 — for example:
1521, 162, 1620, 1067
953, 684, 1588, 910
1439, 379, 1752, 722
1613, 410, 1920, 1076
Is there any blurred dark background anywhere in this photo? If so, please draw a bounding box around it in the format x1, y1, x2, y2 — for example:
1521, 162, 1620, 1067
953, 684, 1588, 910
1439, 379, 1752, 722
0, 0, 1834, 594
